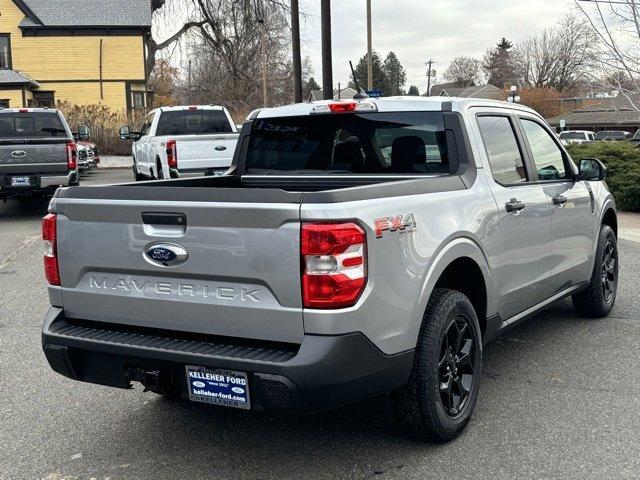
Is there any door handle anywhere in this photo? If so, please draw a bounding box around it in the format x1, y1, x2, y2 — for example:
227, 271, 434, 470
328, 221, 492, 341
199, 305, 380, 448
553, 195, 568, 206
505, 198, 526, 213
142, 212, 187, 227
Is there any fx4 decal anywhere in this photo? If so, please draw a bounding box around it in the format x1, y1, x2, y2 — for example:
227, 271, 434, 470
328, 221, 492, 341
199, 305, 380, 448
374, 214, 417, 238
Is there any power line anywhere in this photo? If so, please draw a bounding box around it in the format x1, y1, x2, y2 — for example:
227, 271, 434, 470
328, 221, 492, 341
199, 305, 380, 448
576, 0, 639, 5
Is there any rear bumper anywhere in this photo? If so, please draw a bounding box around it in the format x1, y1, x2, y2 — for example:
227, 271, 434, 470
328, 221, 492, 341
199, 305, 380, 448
1, 171, 76, 197
42, 307, 414, 412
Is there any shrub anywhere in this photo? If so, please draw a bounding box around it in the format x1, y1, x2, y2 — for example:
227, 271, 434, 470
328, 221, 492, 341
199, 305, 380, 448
566, 141, 640, 211
56, 101, 145, 156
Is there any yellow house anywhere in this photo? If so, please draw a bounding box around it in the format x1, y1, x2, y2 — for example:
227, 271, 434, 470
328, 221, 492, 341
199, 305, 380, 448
0, 0, 151, 112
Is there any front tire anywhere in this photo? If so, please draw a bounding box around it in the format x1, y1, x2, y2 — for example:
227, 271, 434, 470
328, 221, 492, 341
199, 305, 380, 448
132, 158, 146, 182
392, 288, 482, 442
572, 225, 618, 318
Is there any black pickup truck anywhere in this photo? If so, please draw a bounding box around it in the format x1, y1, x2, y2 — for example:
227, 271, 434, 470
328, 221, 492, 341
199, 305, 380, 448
0, 108, 88, 200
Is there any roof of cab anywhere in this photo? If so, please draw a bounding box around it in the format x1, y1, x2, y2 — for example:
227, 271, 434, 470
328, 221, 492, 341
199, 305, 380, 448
156, 105, 226, 113
0, 107, 60, 113
254, 96, 537, 119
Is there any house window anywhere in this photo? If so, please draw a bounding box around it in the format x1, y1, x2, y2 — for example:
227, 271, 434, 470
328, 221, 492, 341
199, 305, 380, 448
33, 91, 55, 108
0, 35, 12, 70
132, 91, 146, 109
0, 99, 9, 108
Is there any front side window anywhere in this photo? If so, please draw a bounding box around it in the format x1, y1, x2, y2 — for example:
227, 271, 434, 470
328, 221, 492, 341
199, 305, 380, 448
245, 112, 449, 175
520, 119, 568, 181
0, 35, 11, 69
477, 115, 527, 184
140, 113, 154, 136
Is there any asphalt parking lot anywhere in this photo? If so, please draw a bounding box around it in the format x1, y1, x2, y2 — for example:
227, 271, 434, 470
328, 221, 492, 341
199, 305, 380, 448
1, 169, 639, 480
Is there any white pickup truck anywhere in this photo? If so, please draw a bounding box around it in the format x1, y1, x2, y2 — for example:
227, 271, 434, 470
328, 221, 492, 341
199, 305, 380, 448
120, 106, 239, 181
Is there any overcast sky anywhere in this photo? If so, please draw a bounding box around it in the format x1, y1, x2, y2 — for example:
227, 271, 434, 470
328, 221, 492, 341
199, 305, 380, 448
300, 0, 574, 93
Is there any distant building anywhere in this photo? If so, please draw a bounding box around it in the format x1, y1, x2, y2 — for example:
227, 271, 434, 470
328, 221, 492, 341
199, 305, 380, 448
0, 0, 151, 111
547, 93, 640, 133
428, 83, 507, 101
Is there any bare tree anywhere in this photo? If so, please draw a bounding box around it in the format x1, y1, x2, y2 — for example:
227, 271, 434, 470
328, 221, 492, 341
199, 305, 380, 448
443, 56, 483, 87
575, 0, 640, 108
515, 14, 598, 93
179, 0, 310, 117
147, 0, 293, 76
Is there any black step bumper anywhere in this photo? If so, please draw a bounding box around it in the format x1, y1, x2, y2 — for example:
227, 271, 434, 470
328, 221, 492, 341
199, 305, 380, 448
42, 307, 414, 412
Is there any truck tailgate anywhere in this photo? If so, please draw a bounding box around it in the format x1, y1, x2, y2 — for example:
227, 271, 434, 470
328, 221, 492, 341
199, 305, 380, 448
53, 191, 303, 343
0, 141, 68, 174
175, 134, 238, 170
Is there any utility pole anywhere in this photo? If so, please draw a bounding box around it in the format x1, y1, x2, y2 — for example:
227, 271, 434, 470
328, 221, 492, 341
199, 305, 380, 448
291, 0, 303, 103
321, 0, 333, 100
366, 0, 373, 91
426, 59, 434, 96
257, 0, 268, 107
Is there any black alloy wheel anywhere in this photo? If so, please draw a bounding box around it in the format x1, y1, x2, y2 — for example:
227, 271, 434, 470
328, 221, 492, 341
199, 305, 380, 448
601, 240, 617, 303
438, 315, 476, 417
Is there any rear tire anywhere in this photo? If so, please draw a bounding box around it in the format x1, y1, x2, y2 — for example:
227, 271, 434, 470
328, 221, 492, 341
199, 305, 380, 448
572, 225, 618, 318
392, 288, 482, 442
156, 158, 165, 180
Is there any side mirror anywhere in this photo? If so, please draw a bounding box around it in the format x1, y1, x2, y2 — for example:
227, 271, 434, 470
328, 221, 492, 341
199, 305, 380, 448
75, 125, 90, 140
119, 125, 131, 140
578, 158, 607, 181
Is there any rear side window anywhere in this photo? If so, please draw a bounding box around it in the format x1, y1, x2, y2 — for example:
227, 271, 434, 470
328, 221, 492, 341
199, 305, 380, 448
156, 110, 233, 136
477, 116, 527, 184
0, 112, 66, 138
245, 112, 449, 175
520, 119, 568, 181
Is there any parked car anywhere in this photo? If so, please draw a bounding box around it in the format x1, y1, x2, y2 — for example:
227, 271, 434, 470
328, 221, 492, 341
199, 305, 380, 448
630, 130, 640, 147
120, 105, 239, 181
558, 130, 595, 145
76, 143, 94, 172
77, 140, 100, 168
595, 130, 631, 141
0, 108, 88, 200
42, 97, 617, 442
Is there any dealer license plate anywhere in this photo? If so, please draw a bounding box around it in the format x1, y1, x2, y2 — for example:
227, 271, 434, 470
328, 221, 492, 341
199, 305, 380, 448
185, 366, 250, 409
11, 176, 31, 187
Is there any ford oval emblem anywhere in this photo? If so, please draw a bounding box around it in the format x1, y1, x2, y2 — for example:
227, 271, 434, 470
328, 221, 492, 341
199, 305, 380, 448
11, 150, 27, 158
214, 145, 227, 151
144, 243, 188, 267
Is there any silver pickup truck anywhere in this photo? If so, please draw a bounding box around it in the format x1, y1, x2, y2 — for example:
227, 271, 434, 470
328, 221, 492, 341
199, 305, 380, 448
0, 108, 87, 200
41, 97, 617, 442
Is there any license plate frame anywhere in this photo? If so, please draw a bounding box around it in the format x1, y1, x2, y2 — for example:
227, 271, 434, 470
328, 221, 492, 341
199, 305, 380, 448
10, 176, 31, 187
185, 365, 250, 410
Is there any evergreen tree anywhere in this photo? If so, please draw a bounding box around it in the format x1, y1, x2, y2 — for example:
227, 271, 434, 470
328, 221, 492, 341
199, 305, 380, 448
483, 38, 520, 88
383, 51, 407, 95
407, 85, 420, 96
303, 77, 321, 99
349, 51, 391, 95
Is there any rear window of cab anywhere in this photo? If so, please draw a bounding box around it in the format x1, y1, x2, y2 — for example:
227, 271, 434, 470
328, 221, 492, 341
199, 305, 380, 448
245, 112, 450, 175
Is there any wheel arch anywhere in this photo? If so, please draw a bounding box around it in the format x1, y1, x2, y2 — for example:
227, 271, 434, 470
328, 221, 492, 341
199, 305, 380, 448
412, 237, 496, 344
601, 207, 617, 237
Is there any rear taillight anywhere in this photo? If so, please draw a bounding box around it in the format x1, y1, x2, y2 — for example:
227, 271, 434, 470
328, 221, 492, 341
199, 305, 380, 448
66, 142, 77, 170
166, 139, 177, 168
301, 222, 367, 309
42, 213, 60, 286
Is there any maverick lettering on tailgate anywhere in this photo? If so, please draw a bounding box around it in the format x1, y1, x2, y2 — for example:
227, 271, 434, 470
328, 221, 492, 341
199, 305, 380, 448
89, 277, 261, 302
